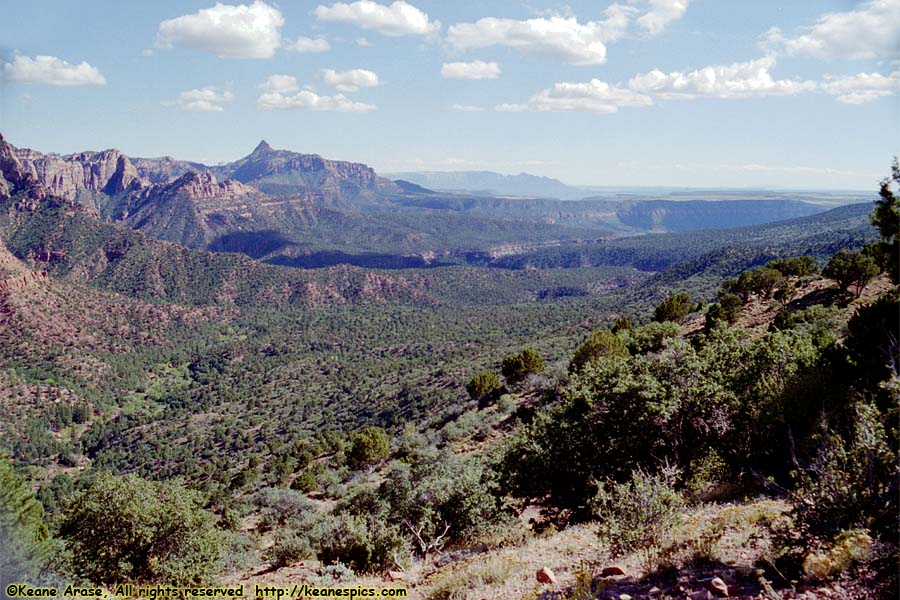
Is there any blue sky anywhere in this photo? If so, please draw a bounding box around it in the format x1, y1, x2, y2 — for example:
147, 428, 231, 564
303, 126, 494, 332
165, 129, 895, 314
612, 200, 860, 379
0, 0, 897, 189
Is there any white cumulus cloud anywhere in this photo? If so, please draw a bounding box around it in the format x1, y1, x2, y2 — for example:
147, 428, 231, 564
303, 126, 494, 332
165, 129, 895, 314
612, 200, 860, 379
156, 1, 284, 59
628, 55, 816, 99
496, 79, 653, 113
164, 85, 235, 112
760, 0, 900, 60
314, 1, 439, 36
441, 60, 501, 80
285, 37, 331, 53
822, 70, 900, 104
446, 1, 690, 65
446, 16, 608, 65
257, 90, 376, 112
321, 68, 380, 92
2, 54, 106, 86
636, 0, 691, 35
259, 74, 300, 94
445, 6, 634, 66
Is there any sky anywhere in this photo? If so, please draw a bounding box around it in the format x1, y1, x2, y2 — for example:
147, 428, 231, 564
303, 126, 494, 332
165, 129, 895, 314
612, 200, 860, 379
0, 0, 897, 190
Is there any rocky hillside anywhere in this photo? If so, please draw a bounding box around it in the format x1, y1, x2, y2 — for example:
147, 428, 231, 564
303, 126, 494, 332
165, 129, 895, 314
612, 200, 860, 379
210, 140, 400, 199
0, 187, 437, 309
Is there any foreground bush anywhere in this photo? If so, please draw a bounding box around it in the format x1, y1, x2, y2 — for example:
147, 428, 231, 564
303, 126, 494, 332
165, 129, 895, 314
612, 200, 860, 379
790, 401, 897, 541
312, 512, 407, 573
1, 455, 52, 588
595, 468, 684, 573
59, 472, 222, 586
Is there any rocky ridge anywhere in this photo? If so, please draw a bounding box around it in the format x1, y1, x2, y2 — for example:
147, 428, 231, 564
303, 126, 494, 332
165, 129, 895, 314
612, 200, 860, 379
5, 136, 398, 208
130, 155, 201, 184
133, 171, 254, 203
210, 140, 400, 198
14, 147, 140, 202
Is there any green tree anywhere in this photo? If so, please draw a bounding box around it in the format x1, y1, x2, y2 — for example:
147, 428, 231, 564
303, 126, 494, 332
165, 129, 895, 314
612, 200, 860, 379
611, 316, 634, 334
869, 158, 900, 283
767, 256, 819, 277
1, 454, 52, 589
466, 371, 502, 400
704, 292, 743, 332
719, 292, 742, 322
843, 295, 900, 388
823, 249, 879, 298
729, 268, 785, 302
774, 279, 799, 307
749, 267, 784, 299
653, 292, 695, 323
569, 330, 629, 373
501, 348, 544, 385
623, 322, 682, 355
346, 426, 390, 471
59, 472, 222, 586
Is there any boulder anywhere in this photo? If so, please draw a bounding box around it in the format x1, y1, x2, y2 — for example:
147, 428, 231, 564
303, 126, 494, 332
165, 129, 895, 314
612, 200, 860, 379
707, 577, 729, 597
536, 567, 556, 584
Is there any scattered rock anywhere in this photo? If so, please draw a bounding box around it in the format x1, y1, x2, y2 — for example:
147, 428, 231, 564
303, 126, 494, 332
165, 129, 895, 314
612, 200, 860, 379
647, 587, 662, 597
707, 577, 729, 597
689, 591, 714, 600
618, 595, 632, 600
600, 566, 627, 577
536, 567, 556, 584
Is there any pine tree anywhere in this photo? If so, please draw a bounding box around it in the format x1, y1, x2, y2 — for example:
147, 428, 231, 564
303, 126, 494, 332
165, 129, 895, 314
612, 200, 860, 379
0, 454, 52, 590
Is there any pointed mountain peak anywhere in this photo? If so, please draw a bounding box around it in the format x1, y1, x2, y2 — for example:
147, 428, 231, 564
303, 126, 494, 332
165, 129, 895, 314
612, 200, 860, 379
251, 140, 273, 155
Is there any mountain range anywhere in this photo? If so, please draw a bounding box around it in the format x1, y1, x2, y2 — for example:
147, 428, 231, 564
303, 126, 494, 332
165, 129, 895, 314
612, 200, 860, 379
1, 133, 835, 271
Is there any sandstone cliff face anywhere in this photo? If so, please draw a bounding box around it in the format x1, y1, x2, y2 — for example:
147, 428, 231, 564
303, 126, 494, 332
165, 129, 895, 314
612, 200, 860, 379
169, 171, 255, 199
0, 133, 46, 201
5, 136, 400, 207
14, 146, 141, 201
